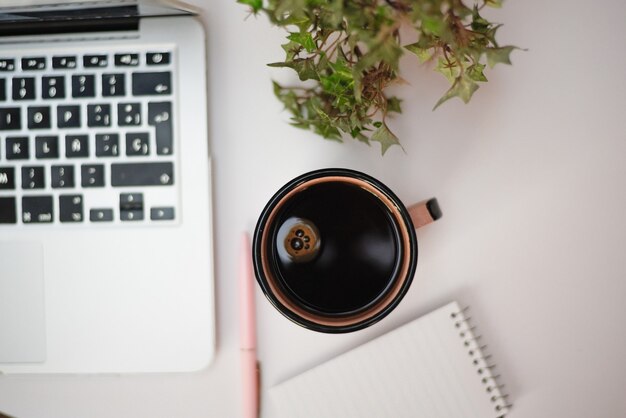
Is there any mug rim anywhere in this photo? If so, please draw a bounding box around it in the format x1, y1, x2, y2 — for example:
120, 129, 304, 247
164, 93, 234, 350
252, 168, 418, 333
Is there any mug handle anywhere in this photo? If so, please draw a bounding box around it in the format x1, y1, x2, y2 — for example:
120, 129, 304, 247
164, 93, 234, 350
407, 198, 442, 228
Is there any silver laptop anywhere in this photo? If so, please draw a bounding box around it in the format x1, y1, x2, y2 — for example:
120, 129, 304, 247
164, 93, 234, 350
0, 0, 215, 373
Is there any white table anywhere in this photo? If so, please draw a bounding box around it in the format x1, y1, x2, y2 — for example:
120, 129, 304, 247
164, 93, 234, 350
1, 0, 625, 417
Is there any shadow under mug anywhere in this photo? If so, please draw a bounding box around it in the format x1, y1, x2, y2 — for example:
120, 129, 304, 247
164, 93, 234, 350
253, 168, 441, 333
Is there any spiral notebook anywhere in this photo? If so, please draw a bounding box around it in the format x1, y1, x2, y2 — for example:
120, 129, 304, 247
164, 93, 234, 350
270, 301, 511, 418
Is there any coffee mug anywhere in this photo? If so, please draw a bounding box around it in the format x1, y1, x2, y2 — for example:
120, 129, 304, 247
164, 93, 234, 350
252, 168, 441, 333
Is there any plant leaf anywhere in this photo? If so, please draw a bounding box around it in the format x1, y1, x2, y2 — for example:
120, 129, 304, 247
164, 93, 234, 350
466, 63, 488, 82
371, 123, 400, 155
435, 57, 461, 83
268, 58, 319, 81
287, 32, 316, 53
485, 46, 516, 67
404, 42, 433, 63
237, 0, 262, 14
433, 76, 479, 110
484, 0, 503, 8
386, 96, 402, 114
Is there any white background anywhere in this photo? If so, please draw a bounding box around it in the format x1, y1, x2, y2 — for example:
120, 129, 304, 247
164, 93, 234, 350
1, 0, 626, 417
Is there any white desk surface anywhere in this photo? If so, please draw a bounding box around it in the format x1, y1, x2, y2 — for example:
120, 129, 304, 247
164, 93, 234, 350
1, 0, 626, 417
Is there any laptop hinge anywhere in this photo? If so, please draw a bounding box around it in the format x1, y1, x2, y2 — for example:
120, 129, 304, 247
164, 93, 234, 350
0, 5, 140, 37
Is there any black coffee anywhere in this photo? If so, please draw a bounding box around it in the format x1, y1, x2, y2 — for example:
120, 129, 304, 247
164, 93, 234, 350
269, 181, 401, 315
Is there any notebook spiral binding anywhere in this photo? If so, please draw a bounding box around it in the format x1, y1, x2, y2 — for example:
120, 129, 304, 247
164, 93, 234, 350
450, 307, 512, 417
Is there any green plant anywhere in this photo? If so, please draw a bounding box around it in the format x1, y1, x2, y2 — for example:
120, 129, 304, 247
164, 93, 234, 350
238, 0, 518, 154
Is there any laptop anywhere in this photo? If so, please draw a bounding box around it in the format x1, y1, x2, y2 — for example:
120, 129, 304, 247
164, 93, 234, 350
0, 0, 215, 373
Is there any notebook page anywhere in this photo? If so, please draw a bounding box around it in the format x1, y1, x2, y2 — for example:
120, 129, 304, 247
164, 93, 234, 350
270, 301, 509, 418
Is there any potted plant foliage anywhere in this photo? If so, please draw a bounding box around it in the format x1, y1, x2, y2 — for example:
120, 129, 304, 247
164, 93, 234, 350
239, 0, 517, 154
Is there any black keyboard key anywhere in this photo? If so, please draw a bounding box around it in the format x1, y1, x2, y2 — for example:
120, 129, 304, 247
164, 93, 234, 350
0, 79, 5, 101
51, 165, 74, 188
95, 133, 119, 157
132, 72, 171, 95
13, 77, 35, 100
28, 107, 51, 130
59, 195, 83, 222
52, 56, 77, 69
87, 104, 111, 127
90, 208, 114, 222
72, 75, 95, 98
5, 137, 29, 160
22, 166, 45, 189
83, 55, 107, 68
0, 167, 15, 189
151, 207, 175, 221
57, 105, 81, 128
102, 73, 125, 97
0, 59, 15, 72
42, 76, 65, 99
120, 192, 143, 210
35, 136, 59, 159
118, 103, 141, 126
0, 197, 16, 223
22, 196, 53, 223
146, 52, 170, 66
120, 193, 144, 221
115, 53, 139, 67
0, 107, 20, 130
126, 132, 150, 156
22, 57, 46, 71
81, 164, 105, 187
65, 135, 89, 158
111, 162, 173, 187
148, 102, 173, 155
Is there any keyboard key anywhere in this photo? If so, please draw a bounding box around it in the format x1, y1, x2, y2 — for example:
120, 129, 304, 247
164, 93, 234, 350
5, 137, 29, 160
81, 164, 105, 187
22, 196, 53, 223
126, 132, 150, 156
35, 136, 59, 159
65, 135, 89, 158
90, 208, 114, 222
120, 193, 144, 221
102, 73, 125, 97
146, 52, 170, 66
0, 197, 17, 223
42, 76, 65, 99
151, 207, 175, 221
0, 107, 20, 130
51, 165, 74, 188
22, 166, 45, 189
57, 105, 81, 128
115, 53, 139, 67
132, 72, 171, 95
118, 102, 141, 126
148, 102, 173, 155
0, 59, 15, 72
95, 133, 119, 157
111, 162, 173, 187
0, 167, 15, 190
0, 79, 5, 101
59, 195, 83, 222
83, 55, 107, 68
120, 192, 143, 210
28, 107, 51, 130
13, 77, 35, 100
87, 104, 111, 127
52, 56, 77, 69
21, 57, 46, 71
72, 75, 95, 98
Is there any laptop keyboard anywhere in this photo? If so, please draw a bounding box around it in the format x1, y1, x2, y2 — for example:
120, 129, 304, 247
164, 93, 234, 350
0, 49, 179, 226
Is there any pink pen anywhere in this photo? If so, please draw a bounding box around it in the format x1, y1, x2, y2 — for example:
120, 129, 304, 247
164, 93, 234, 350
240, 232, 260, 418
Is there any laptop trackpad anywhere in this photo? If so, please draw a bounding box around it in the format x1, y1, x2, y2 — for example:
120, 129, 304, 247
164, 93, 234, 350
0, 243, 46, 363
